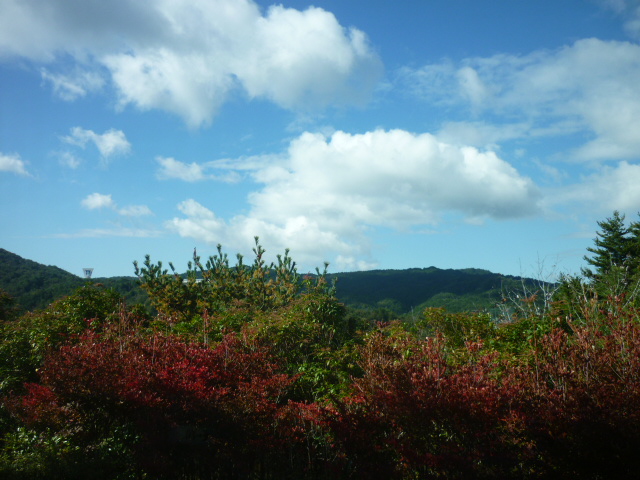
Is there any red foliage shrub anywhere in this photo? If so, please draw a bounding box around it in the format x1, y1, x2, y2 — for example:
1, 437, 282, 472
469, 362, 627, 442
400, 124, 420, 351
12, 330, 315, 478
323, 313, 640, 479
322, 331, 525, 479
506, 305, 640, 478
10, 298, 640, 479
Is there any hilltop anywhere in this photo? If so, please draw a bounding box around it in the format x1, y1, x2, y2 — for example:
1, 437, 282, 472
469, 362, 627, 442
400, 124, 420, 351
0, 248, 542, 314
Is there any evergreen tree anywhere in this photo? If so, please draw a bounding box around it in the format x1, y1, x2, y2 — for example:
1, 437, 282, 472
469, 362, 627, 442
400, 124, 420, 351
0, 289, 17, 322
628, 216, 640, 273
582, 211, 630, 281
578, 211, 640, 303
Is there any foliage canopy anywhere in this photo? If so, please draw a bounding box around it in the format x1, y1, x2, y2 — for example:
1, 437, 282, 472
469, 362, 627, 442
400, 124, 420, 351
2, 223, 640, 479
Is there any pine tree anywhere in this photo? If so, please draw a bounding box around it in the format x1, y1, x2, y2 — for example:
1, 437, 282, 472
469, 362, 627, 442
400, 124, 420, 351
628, 216, 640, 273
582, 211, 630, 281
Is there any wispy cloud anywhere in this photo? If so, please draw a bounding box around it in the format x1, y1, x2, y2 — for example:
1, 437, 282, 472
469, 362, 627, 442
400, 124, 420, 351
51, 227, 162, 239
62, 127, 131, 162
155, 156, 241, 182
81, 193, 153, 217
117, 205, 153, 217
596, 0, 640, 39
546, 162, 640, 213
57, 151, 82, 169
40, 67, 105, 101
399, 38, 640, 162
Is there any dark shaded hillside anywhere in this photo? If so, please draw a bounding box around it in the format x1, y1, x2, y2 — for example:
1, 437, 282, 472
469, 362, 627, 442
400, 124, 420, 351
329, 267, 535, 313
0, 248, 84, 312
0, 249, 145, 313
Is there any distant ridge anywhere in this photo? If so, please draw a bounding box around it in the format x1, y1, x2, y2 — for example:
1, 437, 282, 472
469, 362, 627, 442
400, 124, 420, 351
327, 267, 530, 313
0, 248, 83, 312
0, 249, 541, 315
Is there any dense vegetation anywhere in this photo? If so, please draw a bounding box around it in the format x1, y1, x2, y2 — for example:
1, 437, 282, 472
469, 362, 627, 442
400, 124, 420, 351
0, 249, 84, 312
0, 249, 148, 314
0, 248, 540, 317
1, 214, 640, 479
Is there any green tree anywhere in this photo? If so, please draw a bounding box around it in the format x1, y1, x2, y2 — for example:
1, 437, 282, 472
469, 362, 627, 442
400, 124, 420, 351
554, 212, 640, 320
579, 211, 640, 302
0, 289, 18, 322
582, 211, 630, 281
134, 238, 334, 324
0, 284, 124, 393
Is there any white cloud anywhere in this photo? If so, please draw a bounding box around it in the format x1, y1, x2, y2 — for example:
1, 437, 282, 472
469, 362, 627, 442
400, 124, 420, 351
62, 127, 131, 161
456, 66, 490, 107
401, 38, 640, 162
155, 156, 243, 182
63, 127, 130, 157
80, 192, 152, 217
437, 121, 530, 149
167, 129, 540, 269
118, 205, 153, 217
596, 0, 640, 39
156, 156, 206, 182
236, 5, 381, 110
0, 152, 30, 176
52, 227, 162, 239
41, 68, 105, 101
81, 193, 114, 210
549, 162, 640, 212
1, 0, 382, 127
57, 151, 81, 169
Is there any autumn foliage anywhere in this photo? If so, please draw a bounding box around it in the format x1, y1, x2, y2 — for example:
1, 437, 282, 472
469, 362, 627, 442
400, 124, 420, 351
3, 232, 640, 479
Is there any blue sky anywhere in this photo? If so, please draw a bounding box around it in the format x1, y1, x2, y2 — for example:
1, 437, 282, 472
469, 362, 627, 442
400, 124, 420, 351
2, 0, 640, 280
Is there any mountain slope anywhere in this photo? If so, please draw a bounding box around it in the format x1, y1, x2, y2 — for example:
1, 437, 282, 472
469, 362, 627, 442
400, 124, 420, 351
328, 267, 531, 313
0, 248, 84, 312
0, 249, 542, 315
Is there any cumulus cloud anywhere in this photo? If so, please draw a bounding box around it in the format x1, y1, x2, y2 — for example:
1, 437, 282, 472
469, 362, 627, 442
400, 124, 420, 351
167, 129, 540, 268
81, 192, 152, 216
0, 152, 30, 176
81, 192, 114, 210
62, 127, 131, 160
0, 0, 382, 127
156, 157, 206, 182
400, 38, 640, 162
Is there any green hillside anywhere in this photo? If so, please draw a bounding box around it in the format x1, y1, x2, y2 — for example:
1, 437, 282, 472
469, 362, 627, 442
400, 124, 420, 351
0, 249, 145, 313
0, 248, 544, 316
327, 267, 526, 313
0, 248, 85, 312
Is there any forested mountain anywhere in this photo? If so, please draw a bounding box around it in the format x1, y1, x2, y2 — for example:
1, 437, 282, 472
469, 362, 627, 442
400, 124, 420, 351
328, 267, 533, 314
0, 248, 85, 312
0, 249, 145, 313
0, 248, 541, 315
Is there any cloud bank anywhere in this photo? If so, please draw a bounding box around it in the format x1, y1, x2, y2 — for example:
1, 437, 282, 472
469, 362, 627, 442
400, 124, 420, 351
0, 0, 382, 126
166, 129, 540, 268
400, 38, 640, 162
